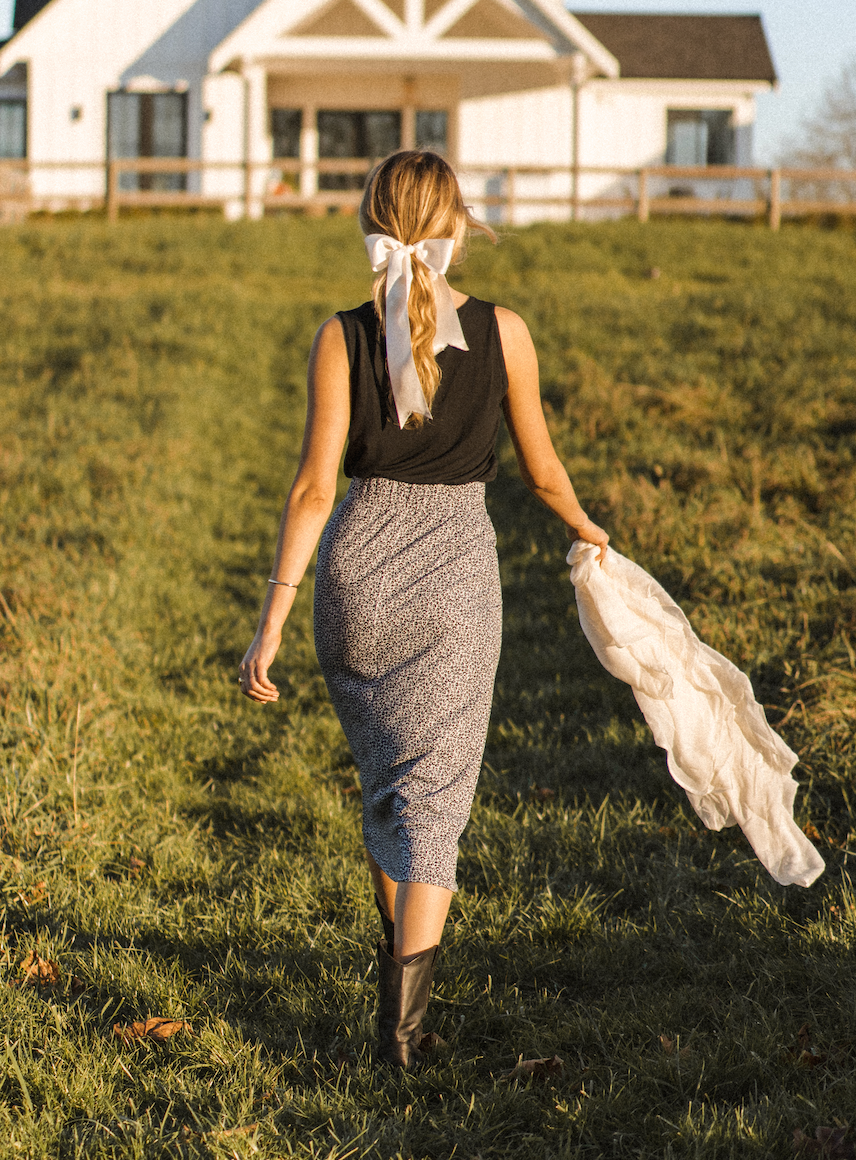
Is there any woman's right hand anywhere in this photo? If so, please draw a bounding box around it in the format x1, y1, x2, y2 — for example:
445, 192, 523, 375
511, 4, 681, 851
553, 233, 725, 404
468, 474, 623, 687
238, 628, 282, 703
566, 517, 609, 565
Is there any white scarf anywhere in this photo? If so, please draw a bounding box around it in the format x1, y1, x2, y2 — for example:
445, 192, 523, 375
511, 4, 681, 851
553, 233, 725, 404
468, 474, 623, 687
364, 233, 469, 429
568, 540, 824, 888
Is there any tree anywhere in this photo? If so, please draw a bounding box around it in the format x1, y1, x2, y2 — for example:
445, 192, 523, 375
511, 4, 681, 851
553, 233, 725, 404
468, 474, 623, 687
784, 56, 856, 169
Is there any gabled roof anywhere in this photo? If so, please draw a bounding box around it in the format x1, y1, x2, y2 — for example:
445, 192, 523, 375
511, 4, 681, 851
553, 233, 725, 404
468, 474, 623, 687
570, 12, 776, 83
209, 0, 619, 75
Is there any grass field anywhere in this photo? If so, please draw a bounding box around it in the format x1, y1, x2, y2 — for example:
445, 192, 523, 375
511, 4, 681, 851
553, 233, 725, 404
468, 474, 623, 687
1, 213, 855, 1159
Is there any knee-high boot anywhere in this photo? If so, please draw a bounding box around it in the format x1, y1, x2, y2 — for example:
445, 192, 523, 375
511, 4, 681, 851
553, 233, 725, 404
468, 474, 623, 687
376, 940, 439, 1070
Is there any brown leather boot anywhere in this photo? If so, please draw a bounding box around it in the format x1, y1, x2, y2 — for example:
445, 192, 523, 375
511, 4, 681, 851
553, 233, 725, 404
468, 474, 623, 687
376, 940, 439, 1070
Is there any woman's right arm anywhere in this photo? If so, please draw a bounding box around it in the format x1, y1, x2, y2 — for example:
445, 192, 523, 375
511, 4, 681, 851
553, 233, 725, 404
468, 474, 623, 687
496, 306, 609, 561
239, 317, 350, 703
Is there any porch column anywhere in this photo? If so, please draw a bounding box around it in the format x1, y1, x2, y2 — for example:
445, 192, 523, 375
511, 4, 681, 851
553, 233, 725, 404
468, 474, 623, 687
568, 54, 590, 223
300, 104, 318, 198
242, 62, 268, 219
402, 77, 416, 150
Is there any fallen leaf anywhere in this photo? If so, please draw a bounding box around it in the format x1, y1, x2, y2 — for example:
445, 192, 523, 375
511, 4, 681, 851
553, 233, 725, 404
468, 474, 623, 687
114, 1017, 189, 1044
793, 1125, 855, 1158
206, 1124, 259, 1141
128, 857, 145, 878
787, 1025, 854, 1073
502, 1055, 564, 1081
70, 976, 87, 997
21, 881, 47, 905
530, 787, 556, 802
792, 1024, 825, 1067
803, 822, 822, 843
20, 951, 60, 987
419, 1031, 447, 1053
659, 1034, 674, 1055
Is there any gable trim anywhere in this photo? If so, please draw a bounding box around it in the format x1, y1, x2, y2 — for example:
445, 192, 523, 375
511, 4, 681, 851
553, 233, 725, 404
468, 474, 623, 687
209, 0, 620, 74
425, 0, 479, 37
351, 0, 405, 37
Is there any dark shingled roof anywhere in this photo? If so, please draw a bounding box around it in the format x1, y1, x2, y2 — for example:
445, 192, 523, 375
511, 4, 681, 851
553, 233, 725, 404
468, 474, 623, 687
13, 0, 53, 32
571, 13, 777, 83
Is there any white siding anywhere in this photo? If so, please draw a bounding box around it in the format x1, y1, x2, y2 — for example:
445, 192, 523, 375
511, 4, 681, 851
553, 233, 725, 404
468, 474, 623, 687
459, 84, 570, 167
200, 70, 245, 213
0, 0, 259, 199
0, 0, 768, 218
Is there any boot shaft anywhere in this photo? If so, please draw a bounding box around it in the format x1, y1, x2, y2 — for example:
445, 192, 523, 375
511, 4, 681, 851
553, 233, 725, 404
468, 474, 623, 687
376, 940, 439, 1070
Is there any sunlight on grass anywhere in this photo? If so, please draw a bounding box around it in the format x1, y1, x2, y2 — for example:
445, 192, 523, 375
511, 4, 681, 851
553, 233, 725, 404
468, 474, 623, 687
1, 215, 854, 1157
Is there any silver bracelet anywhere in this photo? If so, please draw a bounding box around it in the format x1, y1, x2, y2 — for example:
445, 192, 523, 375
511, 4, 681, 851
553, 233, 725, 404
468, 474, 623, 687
268, 578, 299, 588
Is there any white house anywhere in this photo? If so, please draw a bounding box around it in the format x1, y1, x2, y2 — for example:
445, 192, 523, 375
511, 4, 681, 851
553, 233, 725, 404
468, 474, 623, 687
0, 0, 776, 221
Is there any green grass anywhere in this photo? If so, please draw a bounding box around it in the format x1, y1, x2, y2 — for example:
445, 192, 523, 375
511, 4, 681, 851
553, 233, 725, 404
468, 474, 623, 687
1, 214, 855, 1159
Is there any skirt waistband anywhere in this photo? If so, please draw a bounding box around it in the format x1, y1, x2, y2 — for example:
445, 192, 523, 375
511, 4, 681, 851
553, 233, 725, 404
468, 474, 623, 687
347, 475, 487, 511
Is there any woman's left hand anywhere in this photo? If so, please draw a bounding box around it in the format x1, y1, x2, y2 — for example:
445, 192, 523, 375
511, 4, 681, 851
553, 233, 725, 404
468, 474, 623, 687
566, 517, 609, 565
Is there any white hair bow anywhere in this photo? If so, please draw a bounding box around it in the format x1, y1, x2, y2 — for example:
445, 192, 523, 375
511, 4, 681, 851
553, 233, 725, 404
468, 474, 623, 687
364, 233, 469, 429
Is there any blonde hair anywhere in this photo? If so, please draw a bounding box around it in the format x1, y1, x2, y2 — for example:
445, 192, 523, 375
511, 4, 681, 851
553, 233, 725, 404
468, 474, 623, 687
359, 150, 496, 428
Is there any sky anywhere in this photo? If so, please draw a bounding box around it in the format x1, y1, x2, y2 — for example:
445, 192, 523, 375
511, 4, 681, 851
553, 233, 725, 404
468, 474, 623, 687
1, 0, 854, 162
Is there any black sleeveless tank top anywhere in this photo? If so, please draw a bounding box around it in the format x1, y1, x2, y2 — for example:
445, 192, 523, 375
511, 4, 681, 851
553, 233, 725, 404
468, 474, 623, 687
337, 296, 508, 485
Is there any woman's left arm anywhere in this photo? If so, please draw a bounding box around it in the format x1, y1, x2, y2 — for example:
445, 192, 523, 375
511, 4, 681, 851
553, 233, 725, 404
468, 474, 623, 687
239, 316, 351, 703
496, 306, 609, 562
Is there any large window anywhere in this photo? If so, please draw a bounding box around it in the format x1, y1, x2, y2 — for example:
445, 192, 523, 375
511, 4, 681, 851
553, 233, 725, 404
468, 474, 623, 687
317, 110, 401, 189
271, 108, 301, 159
0, 99, 26, 159
107, 91, 188, 191
666, 109, 734, 166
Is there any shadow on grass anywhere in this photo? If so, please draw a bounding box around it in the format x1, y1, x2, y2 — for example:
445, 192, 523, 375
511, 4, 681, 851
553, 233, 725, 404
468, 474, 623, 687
194, 741, 272, 786
4, 901, 349, 1056
485, 465, 672, 808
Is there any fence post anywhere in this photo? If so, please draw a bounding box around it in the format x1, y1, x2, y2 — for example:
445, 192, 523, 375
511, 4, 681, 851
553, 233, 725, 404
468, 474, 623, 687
769, 168, 781, 231
637, 169, 649, 223
243, 158, 253, 219
106, 160, 118, 223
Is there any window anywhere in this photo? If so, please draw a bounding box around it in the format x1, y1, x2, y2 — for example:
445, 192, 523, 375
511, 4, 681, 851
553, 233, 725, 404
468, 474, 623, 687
107, 91, 188, 191
415, 111, 448, 155
317, 110, 401, 189
0, 99, 26, 159
666, 110, 734, 166
271, 108, 301, 159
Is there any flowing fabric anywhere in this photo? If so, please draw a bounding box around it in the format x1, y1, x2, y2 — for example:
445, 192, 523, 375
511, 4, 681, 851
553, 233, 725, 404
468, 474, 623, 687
568, 541, 824, 888
364, 233, 469, 428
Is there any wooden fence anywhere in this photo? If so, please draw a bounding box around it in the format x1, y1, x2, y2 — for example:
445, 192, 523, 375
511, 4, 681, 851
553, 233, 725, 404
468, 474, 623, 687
2, 158, 856, 228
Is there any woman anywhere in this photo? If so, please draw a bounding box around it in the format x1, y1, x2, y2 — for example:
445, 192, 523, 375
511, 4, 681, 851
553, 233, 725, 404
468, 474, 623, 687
239, 151, 608, 1069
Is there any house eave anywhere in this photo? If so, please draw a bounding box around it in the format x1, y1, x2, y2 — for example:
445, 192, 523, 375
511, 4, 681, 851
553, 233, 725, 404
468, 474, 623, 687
525, 0, 619, 76
590, 75, 774, 92
0, 26, 29, 74
233, 36, 566, 65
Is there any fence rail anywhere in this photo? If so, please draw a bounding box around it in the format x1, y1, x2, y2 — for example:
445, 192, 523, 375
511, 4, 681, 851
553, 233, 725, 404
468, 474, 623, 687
2, 158, 856, 227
